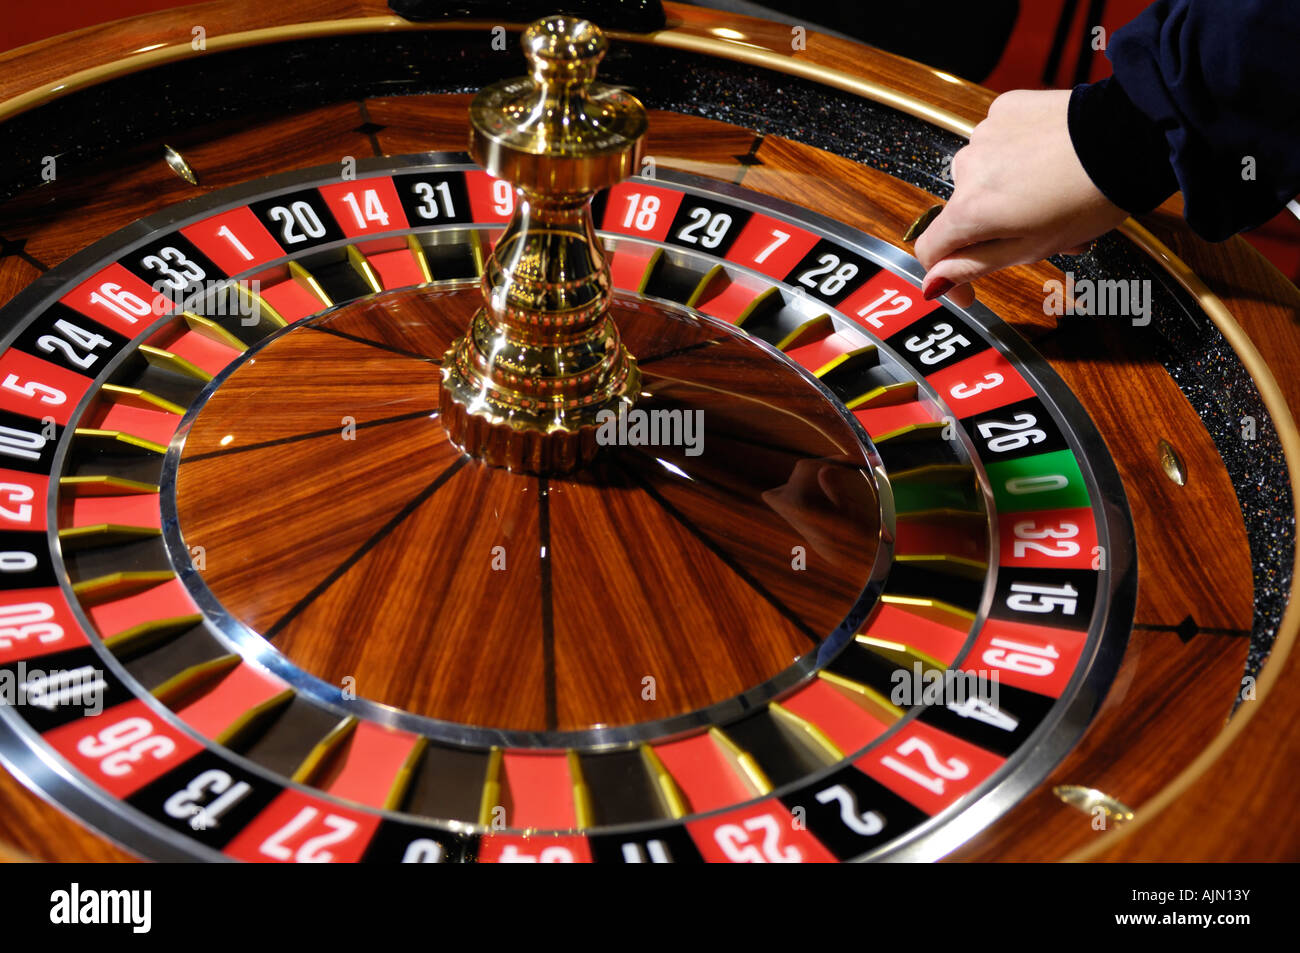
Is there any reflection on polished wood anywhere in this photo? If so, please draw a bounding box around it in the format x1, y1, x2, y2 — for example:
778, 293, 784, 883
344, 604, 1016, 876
0, 769, 134, 863
176, 287, 880, 732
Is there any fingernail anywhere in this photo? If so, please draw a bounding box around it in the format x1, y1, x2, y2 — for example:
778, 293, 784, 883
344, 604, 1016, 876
922, 278, 954, 301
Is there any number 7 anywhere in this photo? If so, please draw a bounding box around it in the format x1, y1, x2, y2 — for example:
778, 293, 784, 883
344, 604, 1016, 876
753, 228, 790, 264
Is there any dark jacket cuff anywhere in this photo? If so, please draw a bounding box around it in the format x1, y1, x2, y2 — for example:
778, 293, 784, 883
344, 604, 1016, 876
1067, 76, 1179, 215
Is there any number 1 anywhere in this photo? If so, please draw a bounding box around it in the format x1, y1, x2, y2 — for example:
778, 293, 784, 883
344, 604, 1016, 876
217, 224, 254, 261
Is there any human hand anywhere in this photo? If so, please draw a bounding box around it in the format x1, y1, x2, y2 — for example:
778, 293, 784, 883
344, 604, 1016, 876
914, 89, 1131, 308
761, 456, 874, 569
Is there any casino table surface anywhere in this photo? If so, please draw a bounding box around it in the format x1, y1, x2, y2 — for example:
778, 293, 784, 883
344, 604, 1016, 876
0, 0, 1295, 863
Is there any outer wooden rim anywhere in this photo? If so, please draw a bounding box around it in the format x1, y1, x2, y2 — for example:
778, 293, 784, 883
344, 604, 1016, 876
0, 3, 1294, 861
1066, 220, 1300, 860
0, 840, 32, 863
0, 15, 418, 121
0, 12, 978, 134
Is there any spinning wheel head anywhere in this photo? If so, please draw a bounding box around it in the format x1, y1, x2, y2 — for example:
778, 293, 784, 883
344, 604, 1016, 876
441, 16, 648, 474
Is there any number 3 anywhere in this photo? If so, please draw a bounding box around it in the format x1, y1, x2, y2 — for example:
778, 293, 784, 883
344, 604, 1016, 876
950, 372, 1002, 400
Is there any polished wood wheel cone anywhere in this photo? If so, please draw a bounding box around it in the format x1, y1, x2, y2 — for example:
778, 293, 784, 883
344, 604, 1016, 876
174, 285, 885, 735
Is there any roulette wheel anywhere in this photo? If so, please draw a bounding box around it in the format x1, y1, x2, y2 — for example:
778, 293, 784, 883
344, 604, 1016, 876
0, 0, 1296, 865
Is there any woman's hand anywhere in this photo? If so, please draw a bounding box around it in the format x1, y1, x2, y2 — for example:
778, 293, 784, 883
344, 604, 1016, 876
914, 89, 1131, 308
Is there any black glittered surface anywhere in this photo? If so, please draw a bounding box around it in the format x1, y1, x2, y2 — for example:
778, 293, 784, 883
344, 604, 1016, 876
1044, 237, 1294, 697
0, 29, 1289, 694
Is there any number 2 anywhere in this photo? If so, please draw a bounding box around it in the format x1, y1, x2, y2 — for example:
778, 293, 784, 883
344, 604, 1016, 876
815, 784, 884, 836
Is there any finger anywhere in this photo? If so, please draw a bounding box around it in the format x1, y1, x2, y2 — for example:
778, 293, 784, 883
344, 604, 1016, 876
915, 273, 977, 306
816, 461, 863, 509
947, 282, 977, 308
911, 202, 965, 269
917, 274, 977, 308
921, 235, 1040, 298
912, 195, 1005, 270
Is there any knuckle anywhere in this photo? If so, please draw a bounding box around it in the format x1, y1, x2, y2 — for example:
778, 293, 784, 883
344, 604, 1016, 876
947, 260, 983, 284
941, 196, 979, 237
986, 90, 1022, 117
954, 193, 989, 227
950, 145, 973, 180
913, 235, 937, 267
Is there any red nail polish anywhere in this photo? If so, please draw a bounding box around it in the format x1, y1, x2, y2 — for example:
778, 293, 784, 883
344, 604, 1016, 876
922, 278, 954, 301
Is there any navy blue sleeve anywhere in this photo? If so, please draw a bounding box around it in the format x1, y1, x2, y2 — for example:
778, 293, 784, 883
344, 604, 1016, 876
1066, 0, 1300, 240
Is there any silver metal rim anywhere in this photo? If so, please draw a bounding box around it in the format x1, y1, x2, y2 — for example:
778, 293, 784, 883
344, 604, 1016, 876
0, 155, 1135, 861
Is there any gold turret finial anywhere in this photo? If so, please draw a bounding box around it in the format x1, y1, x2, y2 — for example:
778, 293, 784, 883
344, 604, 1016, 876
438, 15, 647, 474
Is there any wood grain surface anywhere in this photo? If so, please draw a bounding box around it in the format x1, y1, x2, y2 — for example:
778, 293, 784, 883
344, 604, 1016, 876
176, 288, 880, 731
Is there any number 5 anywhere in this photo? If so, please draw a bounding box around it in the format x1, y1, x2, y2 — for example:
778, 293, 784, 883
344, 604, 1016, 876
2, 373, 65, 405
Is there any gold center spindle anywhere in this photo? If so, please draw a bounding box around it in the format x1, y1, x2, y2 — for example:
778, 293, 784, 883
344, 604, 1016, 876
439, 15, 647, 474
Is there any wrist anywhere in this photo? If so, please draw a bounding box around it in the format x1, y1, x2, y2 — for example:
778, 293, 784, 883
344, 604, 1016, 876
1067, 76, 1178, 214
